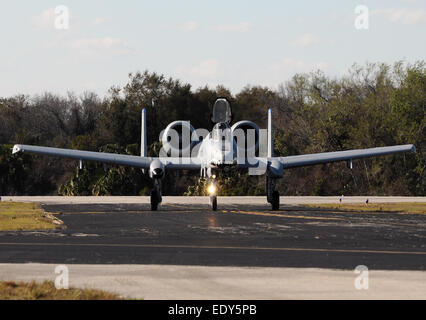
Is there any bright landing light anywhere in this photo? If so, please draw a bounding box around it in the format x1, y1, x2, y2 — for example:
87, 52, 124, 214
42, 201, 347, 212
208, 184, 217, 195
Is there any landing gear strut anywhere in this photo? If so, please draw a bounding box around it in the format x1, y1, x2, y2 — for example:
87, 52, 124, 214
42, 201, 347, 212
150, 179, 162, 211
267, 176, 280, 210
210, 195, 217, 211
271, 190, 280, 211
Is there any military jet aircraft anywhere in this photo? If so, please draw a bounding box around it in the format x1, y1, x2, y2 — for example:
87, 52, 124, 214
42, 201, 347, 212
12, 98, 416, 211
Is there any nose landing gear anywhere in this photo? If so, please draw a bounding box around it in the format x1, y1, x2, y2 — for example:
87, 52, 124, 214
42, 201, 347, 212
210, 194, 217, 211
207, 177, 218, 211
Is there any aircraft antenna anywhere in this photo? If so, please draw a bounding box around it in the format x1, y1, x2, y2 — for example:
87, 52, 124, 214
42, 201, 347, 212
141, 108, 147, 157
268, 108, 274, 158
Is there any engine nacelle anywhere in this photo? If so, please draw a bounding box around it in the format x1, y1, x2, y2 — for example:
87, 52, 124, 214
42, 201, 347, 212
149, 159, 165, 179
161, 121, 198, 156
231, 120, 260, 157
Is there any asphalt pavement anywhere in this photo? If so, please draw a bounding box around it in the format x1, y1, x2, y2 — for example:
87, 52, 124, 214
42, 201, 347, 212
0, 199, 424, 269
0, 197, 425, 299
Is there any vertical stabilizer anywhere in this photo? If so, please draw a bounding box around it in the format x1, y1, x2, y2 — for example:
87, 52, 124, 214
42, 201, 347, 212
141, 108, 147, 157
268, 108, 273, 158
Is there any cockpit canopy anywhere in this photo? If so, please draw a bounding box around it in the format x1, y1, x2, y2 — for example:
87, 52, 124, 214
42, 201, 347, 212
211, 98, 232, 124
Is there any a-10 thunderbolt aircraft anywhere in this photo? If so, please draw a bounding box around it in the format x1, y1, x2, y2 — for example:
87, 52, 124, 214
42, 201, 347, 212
12, 98, 416, 211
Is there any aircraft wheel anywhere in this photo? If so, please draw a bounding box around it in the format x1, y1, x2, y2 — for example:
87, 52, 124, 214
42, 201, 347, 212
210, 195, 217, 211
271, 191, 280, 210
151, 190, 159, 211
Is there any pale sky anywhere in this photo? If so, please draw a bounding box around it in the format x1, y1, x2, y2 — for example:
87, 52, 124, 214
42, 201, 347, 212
0, 0, 425, 97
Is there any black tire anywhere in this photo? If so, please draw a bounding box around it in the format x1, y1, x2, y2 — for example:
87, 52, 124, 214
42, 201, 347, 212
210, 196, 217, 211
271, 191, 280, 210
151, 190, 159, 211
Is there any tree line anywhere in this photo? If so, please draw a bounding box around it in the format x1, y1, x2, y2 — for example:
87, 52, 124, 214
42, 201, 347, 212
0, 61, 424, 196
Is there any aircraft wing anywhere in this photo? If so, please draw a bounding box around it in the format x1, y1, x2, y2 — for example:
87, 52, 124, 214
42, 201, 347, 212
274, 144, 416, 169
12, 144, 201, 170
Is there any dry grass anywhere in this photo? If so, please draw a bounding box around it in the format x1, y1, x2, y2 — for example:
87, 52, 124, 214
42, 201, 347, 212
307, 202, 426, 214
0, 202, 60, 231
0, 280, 123, 300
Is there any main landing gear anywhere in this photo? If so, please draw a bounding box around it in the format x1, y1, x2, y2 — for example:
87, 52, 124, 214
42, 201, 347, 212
267, 176, 280, 210
150, 179, 162, 211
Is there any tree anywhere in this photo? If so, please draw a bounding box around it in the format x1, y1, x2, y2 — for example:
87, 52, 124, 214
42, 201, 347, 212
0, 63, 424, 196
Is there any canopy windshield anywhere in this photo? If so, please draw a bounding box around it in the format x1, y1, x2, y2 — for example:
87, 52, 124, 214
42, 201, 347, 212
212, 99, 232, 124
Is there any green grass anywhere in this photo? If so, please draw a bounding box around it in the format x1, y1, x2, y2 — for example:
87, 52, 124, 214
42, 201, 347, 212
0, 202, 61, 231
307, 202, 426, 214
0, 280, 123, 300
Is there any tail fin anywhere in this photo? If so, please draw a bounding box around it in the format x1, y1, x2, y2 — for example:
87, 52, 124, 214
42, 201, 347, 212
268, 108, 273, 158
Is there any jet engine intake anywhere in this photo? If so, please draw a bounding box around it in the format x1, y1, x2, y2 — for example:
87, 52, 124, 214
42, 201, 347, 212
161, 121, 198, 157
231, 121, 260, 158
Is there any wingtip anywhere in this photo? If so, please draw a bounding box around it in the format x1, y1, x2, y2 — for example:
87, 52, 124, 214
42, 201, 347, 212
411, 145, 416, 153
